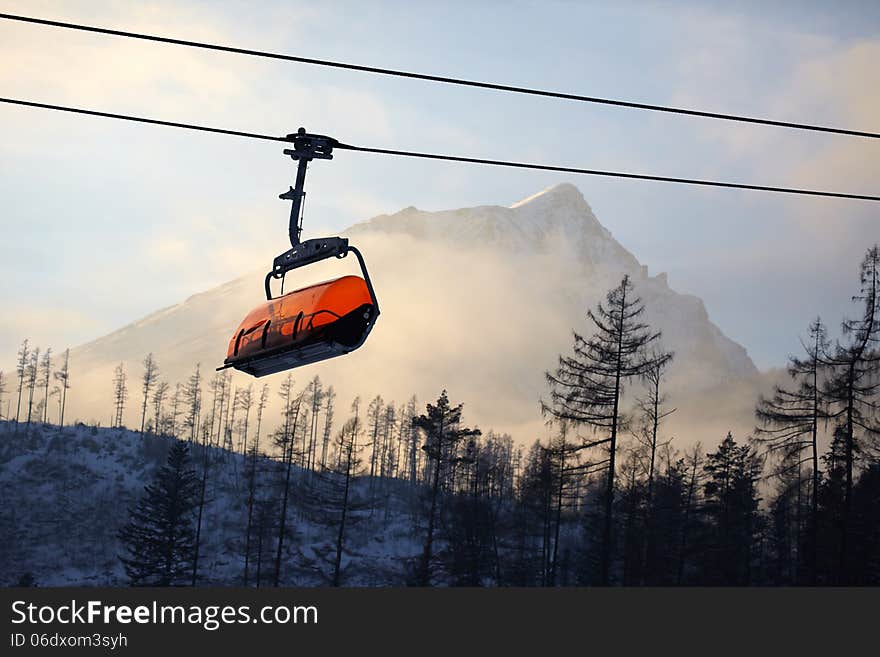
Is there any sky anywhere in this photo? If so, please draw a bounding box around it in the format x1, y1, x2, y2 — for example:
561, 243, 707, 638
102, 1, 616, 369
1, 0, 878, 372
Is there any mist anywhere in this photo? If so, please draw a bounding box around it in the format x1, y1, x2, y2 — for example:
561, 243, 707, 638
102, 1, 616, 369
49, 185, 768, 451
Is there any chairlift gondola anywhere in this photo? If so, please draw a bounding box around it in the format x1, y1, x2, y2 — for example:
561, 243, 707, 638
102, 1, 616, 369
219, 129, 379, 377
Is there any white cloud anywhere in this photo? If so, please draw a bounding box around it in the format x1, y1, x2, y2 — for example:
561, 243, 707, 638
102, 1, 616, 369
0, 304, 101, 366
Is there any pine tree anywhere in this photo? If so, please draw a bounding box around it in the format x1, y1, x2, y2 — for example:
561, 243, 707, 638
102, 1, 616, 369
645, 451, 689, 584
118, 441, 200, 586
14, 339, 29, 426
255, 384, 270, 447
367, 395, 384, 481
412, 390, 481, 585
152, 381, 169, 434
0, 370, 7, 421
755, 317, 828, 584
518, 436, 581, 586
273, 375, 303, 586
225, 384, 238, 451
306, 376, 323, 471
823, 246, 879, 582
631, 354, 675, 583
191, 413, 211, 587
394, 402, 408, 479
702, 433, 763, 585
320, 386, 335, 469
326, 402, 366, 586
223, 377, 235, 451
205, 373, 222, 446
235, 384, 254, 454
182, 365, 202, 442
112, 363, 128, 428
544, 275, 670, 585
676, 443, 703, 584
817, 426, 848, 582
168, 383, 183, 437
520, 439, 557, 585
25, 347, 39, 427
380, 402, 397, 479
444, 434, 500, 586
53, 349, 71, 429
242, 384, 269, 586
39, 348, 52, 424
767, 447, 804, 584
140, 353, 159, 432
213, 372, 231, 448
242, 437, 260, 586
619, 445, 647, 585
848, 463, 880, 584
405, 396, 419, 483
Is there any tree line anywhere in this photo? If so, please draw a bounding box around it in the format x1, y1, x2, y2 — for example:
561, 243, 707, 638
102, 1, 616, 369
6, 246, 879, 586
1, 343, 70, 430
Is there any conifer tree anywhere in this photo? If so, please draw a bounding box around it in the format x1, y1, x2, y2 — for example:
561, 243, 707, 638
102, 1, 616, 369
380, 403, 397, 479
848, 463, 880, 584
320, 386, 336, 469
677, 443, 703, 584
183, 365, 202, 442
367, 395, 384, 481
544, 275, 670, 585
273, 375, 303, 586
235, 384, 254, 454
632, 354, 675, 582
405, 396, 420, 483
306, 376, 323, 470
140, 354, 159, 433
823, 246, 880, 581
191, 417, 211, 587
702, 433, 763, 585
152, 381, 169, 434
412, 390, 481, 585
25, 347, 39, 427
0, 370, 7, 421
168, 383, 182, 437
53, 349, 71, 429
118, 441, 200, 586
242, 384, 270, 586
755, 317, 828, 584
39, 349, 52, 424
112, 363, 128, 428
14, 339, 29, 426
325, 401, 366, 586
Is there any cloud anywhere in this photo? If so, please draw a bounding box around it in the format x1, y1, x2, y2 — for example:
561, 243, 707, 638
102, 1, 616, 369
3, 0, 875, 390
52, 188, 769, 451
148, 236, 189, 262
779, 40, 880, 243
656, 11, 880, 367
0, 304, 101, 366
670, 14, 878, 208
0, 0, 398, 154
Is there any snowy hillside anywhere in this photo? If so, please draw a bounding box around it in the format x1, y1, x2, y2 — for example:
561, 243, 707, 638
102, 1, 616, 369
0, 421, 422, 587
56, 183, 762, 442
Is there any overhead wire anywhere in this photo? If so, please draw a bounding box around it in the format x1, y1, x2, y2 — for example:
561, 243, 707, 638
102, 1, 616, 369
2, 96, 878, 202
1, 12, 879, 140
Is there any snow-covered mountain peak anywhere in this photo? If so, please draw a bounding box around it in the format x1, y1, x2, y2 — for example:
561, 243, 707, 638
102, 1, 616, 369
510, 182, 590, 211
58, 183, 760, 442
348, 182, 613, 256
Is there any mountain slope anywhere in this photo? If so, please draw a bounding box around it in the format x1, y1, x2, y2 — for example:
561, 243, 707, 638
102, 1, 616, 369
63, 183, 761, 442
0, 422, 420, 586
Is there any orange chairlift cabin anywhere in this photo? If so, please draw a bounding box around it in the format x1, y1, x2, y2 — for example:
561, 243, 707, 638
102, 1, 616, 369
219, 129, 379, 377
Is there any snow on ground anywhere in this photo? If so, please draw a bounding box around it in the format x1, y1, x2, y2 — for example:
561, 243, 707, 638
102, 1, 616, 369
0, 421, 425, 587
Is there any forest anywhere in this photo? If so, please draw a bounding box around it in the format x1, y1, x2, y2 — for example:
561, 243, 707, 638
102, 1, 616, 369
1, 246, 878, 587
